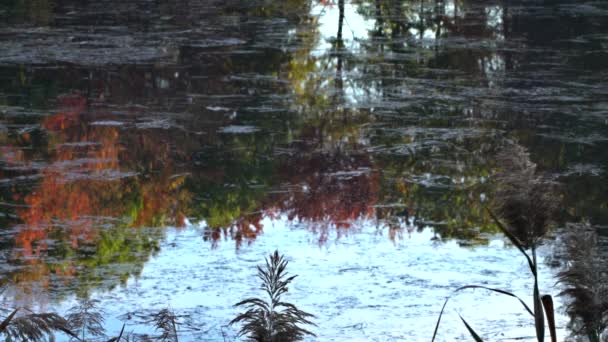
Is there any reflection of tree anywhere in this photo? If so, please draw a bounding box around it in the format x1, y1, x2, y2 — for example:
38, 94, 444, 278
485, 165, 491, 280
186, 145, 273, 248
276, 147, 378, 242
3, 94, 190, 300
1, 1, 604, 321
281, 0, 504, 243
0, 0, 525, 254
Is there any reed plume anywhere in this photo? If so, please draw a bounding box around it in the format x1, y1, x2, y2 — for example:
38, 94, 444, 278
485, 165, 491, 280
151, 308, 179, 342
230, 250, 316, 342
493, 144, 558, 249
556, 222, 608, 342
66, 297, 106, 341
1, 308, 76, 342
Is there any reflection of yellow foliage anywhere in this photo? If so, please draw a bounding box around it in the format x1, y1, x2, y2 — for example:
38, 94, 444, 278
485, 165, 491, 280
287, 23, 337, 111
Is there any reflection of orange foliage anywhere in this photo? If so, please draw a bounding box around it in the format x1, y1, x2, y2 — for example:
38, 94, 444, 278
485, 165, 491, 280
43, 94, 87, 131
14, 227, 47, 259
15, 95, 99, 259
16, 123, 122, 258
133, 172, 190, 228
17, 173, 98, 258
0, 146, 25, 164
12, 93, 189, 287
10, 262, 50, 294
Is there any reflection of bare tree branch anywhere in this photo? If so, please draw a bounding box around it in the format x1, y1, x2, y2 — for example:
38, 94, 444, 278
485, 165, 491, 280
374, 0, 384, 37
337, 0, 345, 42
334, 0, 345, 100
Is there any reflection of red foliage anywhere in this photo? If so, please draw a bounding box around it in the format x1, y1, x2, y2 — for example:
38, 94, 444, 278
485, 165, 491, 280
43, 94, 87, 131
204, 151, 379, 246
277, 152, 378, 238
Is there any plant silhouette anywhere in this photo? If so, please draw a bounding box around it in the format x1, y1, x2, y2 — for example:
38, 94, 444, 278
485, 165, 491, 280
66, 297, 106, 341
0, 308, 76, 342
432, 144, 559, 342
230, 250, 316, 342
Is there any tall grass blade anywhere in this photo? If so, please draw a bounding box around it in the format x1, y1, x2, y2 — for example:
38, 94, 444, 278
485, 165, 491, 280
431, 284, 536, 341
533, 278, 545, 342
555, 221, 607, 340
66, 298, 106, 340
151, 308, 179, 342
431, 297, 449, 342
453, 285, 534, 316
459, 315, 484, 342
0, 308, 19, 332
487, 208, 535, 275
231, 250, 316, 342
106, 323, 125, 342
3, 312, 77, 342
541, 295, 556, 342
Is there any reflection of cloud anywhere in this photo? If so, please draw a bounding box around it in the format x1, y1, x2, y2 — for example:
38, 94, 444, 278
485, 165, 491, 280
485, 6, 504, 41
311, 1, 374, 56
479, 53, 505, 87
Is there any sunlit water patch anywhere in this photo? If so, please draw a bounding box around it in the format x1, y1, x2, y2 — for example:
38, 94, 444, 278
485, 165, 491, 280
1, 219, 569, 341
0, 0, 607, 340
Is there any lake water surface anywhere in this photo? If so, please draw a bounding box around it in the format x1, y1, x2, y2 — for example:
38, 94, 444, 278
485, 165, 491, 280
0, 0, 607, 340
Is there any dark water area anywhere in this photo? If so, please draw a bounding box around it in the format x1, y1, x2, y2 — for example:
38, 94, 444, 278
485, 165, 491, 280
0, 0, 607, 340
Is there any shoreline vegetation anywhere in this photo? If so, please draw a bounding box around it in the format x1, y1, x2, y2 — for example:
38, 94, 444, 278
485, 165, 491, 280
433, 144, 559, 342
432, 144, 606, 341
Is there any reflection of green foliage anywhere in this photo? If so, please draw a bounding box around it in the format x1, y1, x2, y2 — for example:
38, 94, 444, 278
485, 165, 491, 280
283, 0, 500, 243
187, 142, 274, 229
50, 225, 163, 298
228, 0, 310, 20
287, 26, 332, 111
366, 103, 501, 243
0, 67, 59, 110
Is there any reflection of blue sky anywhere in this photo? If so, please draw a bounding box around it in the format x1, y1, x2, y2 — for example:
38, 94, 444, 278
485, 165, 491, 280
308, 2, 377, 105
311, 1, 374, 56
486, 5, 505, 40
31, 217, 568, 341
307, 0, 511, 101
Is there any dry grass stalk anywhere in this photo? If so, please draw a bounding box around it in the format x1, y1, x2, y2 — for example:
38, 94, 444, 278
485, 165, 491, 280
1, 309, 75, 342
494, 144, 558, 249
66, 297, 106, 341
151, 308, 179, 342
492, 144, 560, 342
557, 222, 608, 341
230, 250, 316, 342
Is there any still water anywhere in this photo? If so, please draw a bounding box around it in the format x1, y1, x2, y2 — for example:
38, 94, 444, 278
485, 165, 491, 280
0, 0, 607, 340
